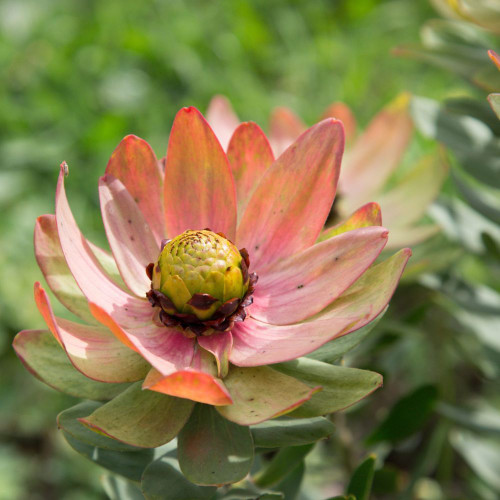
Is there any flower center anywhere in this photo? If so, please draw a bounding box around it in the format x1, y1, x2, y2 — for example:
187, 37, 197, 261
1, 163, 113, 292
146, 229, 257, 338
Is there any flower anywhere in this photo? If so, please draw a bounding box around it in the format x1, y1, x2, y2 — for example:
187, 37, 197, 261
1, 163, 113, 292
207, 94, 448, 249
14, 107, 410, 482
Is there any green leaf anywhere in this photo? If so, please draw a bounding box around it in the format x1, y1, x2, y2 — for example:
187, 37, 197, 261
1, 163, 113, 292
58, 401, 148, 452
272, 358, 382, 418
325, 496, 355, 500
451, 430, 500, 491
62, 431, 156, 481
452, 169, 500, 225
272, 462, 304, 500
438, 402, 500, 437
216, 365, 316, 426
79, 382, 194, 448
488, 93, 500, 120
366, 385, 438, 445
141, 455, 216, 500
217, 488, 284, 499
346, 454, 376, 500
177, 404, 254, 486
254, 444, 313, 489
101, 474, 145, 500
411, 96, 500, 189
306, 311, 385, 363
13, 329, 130, 401
251, 417, 334, 448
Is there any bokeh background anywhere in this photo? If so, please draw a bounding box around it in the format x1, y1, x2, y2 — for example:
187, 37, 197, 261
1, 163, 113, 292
1, 0, 499, 498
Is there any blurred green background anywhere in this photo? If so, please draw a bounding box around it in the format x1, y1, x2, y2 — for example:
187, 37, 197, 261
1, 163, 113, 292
1, 0, 498, 499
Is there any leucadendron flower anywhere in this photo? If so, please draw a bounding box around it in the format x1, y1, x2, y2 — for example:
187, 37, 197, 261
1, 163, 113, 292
14, 107, 410, 486
207, 94, 448, 249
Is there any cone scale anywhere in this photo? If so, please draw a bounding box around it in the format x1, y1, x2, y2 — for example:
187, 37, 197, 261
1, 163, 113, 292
146, 229, 257, 338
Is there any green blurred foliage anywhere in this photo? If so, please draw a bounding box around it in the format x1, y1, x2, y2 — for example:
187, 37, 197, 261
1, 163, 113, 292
1, 0, 496, 499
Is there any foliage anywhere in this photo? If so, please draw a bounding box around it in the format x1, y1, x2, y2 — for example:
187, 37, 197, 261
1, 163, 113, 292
1, 0, 499, 499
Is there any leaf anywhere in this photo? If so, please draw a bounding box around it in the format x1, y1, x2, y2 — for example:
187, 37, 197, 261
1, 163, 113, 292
13, 329, 130, 401
366, 385, 438, 445
306, 311, 385, 363
437, 402, 500, 437
217, 488, 284, 499
254, 444, 313, 489
251, 417, 334, 448
488, 93, 500, 120
216, 365, 317, 426
271, 462, 304, 500
177, 404, 254, 486
141, 455, 216, 500
62, 431, 156, 481
346, 454, 376, 500
411, 96, 500, 189
272, 358, 382, 418
58, 401, 148, 452
101, 474, 145, 500
451, 430, 500, 491
79, 382, 194, 448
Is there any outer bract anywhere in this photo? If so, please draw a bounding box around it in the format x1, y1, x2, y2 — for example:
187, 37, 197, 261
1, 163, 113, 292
207, 94, 448, 249
14, 107, 410, 485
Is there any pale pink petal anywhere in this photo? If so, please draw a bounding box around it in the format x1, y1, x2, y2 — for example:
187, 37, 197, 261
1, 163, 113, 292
316, 249, 412, 332
237, 119, 345, 270
269, 106, 307, 157
163, 107, 237, 240
321, 102, 357, 144
55, 165, 152, 328
34, 215, 96, 324
229, 316, 357, 367
88, 302, 195, 377
206, 95, 240, 151
99, 174, 159, 297
252, 227, 388, 325
340, 94, 413, 211
34, 283, 149, 383
318, 202, 382, 242
106, 135, 165, 244
227, 122, 275, 220
197, 331, 233, 378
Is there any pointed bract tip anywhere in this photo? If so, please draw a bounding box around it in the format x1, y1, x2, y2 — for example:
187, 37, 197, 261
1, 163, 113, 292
381, 230, 389, 239
488, 50, 500, 70
403, 247, 412, 257
60, 161, 69, 177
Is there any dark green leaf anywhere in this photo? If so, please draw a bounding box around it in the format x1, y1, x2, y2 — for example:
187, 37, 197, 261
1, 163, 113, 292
178, 404, 253, 486
254, 444, 313, 489
251, 417, 334, 448
141, 455, 216, 500
272, 462, 304, 500
62, 431, 156, 481
346, 454, 376, 500
366, 385, 438, 444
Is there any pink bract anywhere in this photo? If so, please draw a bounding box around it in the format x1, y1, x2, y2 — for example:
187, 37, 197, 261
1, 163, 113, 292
207, 94, 448, 249
18, 106, 410, 420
